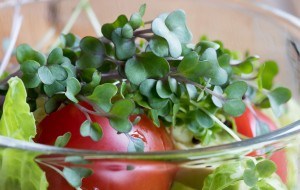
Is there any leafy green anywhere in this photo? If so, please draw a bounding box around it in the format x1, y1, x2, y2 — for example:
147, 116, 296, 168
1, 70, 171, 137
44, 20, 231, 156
152, 10, 192, 58
267, 87, 292, 117
54, 132, 71, 147
0, 77, 48, 190
257, 61, 278, 90
125, 52, 170, 85
63, 167, 92, 188
80, 120, 103, 141
87, 83, 118, 112
101, 15, 128, 40
16, 44, 46, 65
202, 158, 287, 190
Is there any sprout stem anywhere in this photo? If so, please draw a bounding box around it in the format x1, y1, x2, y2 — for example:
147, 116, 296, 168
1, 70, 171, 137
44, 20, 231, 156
133, 28, 152, 35
49, 0, 89, 51
0, 2, 23, 77
176, 76, 226, 102
199, 106, 242, 141
190, 100, 241, 141
144, 20, 152, 25
85, 2, 102, 37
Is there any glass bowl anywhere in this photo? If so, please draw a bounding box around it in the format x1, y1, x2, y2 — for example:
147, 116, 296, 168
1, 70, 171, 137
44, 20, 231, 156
0, 0, 300, 189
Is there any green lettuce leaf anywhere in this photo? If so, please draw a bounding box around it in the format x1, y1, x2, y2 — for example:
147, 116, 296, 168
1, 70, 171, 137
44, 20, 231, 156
0, 77, 48, 190
202, 158, 287, 190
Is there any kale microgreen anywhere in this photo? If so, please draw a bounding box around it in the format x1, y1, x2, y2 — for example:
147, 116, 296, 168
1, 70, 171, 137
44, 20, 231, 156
54, 132, 71, 147
7, 4, 292, 150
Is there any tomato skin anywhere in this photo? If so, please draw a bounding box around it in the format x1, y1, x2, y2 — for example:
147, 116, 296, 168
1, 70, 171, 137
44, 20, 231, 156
234, 107, 287, 183
35, 103, 175, 190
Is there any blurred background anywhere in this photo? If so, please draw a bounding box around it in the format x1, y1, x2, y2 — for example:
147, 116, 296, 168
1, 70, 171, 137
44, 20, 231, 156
0, 0, 299, 82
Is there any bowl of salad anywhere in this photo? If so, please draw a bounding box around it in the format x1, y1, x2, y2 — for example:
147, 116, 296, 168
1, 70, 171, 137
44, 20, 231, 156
0, 0, 300, 189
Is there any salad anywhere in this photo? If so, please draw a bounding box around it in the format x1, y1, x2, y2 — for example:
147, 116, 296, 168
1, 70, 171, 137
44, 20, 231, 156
0, 4, 298, 190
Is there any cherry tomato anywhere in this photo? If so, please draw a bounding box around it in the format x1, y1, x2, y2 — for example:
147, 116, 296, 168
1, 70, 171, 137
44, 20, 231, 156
234, 107, 287, 183
35, 102, 175, 190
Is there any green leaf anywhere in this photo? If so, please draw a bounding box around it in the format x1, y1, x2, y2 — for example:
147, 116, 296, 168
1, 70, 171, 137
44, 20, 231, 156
63, 167, 92, 188
16, 44, 46, 65
218, 54, 232, 75
168, 77, 177, 93
101, 15, 128, 40
129, 13, 142, 30
61, 33, 78, 48
111, 28, 136, 60
195, 40, 220, 54
200, 48, 228, 85
257, 61, 278, 90
243, 169, 258, 187
212, 86, 223, 108
149, 36, 169, 57
22, 74, 41, 88
80, 120, 103, 141
44, 81, 65, 97
76, 52, 104, 69
109, 99, 135, 132
38, 66, 55, 85
48, 65, 68, 81
185, 84, 197, 99
65, 77, 81, 103
256, 160, 277, 178
82, 71, 101, 95
156, 80, 172, 98
54, 132, 71, 147
188, 110, 214, 132
127, 136, 145, 152
87, 83, 118, 112
125, 52, 170, 85
224, 81, 248, 99
20, 60, 40, 75
233, 56, 257, 75
152, 13, 181, 58
140, 79, 169, 109
164, 10, 192, 43
80, 36, 105, 55
267, 87, 292, 117
122, 23, 134, 38
0, 77, 48, 190
202, 161, 243, 190
47, 47, 63, 65
223, 99, 246, 117
177, 51, 204, 80
44, 95, 65, 114
246, 159, 256, 169
139, 4, 146, 17
0, 77, 36, 140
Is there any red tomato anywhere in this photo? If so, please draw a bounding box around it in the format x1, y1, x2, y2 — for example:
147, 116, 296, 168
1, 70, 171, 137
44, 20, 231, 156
234, 107, 287, 183
35, 102, 175, 190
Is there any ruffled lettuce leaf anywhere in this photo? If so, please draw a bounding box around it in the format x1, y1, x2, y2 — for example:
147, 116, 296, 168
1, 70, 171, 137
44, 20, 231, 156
0, 77, 48, 190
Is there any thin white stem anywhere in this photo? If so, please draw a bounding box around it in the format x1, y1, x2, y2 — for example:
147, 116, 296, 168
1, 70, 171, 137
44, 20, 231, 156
190, 101, 242, 141
0, 0, 52, 9
49, 0, 89, 51
201, 108, 241, 141
0, 2, 23, 76
34, 27, 56, 50
85, 3, 102, 37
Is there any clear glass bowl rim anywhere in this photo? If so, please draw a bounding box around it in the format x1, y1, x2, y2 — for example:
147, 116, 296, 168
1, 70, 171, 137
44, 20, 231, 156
0, 0, 300, 160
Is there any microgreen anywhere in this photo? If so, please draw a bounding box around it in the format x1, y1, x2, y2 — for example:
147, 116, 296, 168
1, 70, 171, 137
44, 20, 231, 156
63, 167, 93, 188
6, 4, 292, 157
203, 158, 287, 190
54, 132, 71, 147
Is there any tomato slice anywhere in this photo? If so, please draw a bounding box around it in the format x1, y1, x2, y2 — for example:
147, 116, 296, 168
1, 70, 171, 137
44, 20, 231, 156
35, 103, 175, 190
234, 106, 287, 182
